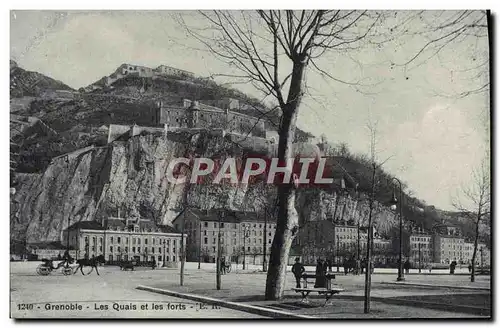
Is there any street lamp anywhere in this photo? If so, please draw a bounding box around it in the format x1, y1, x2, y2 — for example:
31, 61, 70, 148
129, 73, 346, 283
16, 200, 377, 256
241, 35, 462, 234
198, 221, 202, 270
162, 240, 166, 267
389, 177, 405, 282
243, 227, 250, 270
216, 210, 224, 290
262, 210, 268, 272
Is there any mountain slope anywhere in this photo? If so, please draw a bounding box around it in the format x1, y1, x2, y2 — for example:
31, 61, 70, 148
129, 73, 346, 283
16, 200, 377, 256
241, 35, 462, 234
10, 60, 74, 98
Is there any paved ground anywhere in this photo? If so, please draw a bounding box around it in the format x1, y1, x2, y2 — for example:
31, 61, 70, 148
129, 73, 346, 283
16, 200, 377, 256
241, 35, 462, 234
10, 262, 263, 318
10, 261, 491, 319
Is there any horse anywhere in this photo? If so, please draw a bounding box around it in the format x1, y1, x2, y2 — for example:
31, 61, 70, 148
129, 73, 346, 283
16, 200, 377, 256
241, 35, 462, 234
73, 255, 105, 276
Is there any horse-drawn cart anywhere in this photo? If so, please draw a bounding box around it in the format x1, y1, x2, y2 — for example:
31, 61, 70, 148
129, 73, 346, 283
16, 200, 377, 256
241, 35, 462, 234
36, 259, 73, 276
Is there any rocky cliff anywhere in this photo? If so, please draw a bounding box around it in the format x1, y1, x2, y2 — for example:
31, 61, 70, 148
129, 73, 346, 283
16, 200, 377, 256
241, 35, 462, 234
11, 130, 396, 243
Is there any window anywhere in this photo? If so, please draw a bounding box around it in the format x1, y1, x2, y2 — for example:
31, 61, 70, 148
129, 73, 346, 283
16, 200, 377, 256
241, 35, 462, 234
204, 231, 207, 236
132, 247, 136, 253
100, 237, 103, 245
204, 222, 208, 227
213, 238, 216, 244
173, 240, 176, 246
145, 239, 148, 245
134, 226, 139, 232
214, 223, 217, 228
138, 239, 141, 245
118, 246, 121, 252
248, 247, 250, 252
153, 239, 155, 245
117, 237, 121, 243
138, 247, 141, 253
204, 237, 208, 244
110, 246, 113, 252
159, 248, 162, 254
125, 247, 128, 252
110, 237, 114, 244
221, 223, 224, 228
268, 239, 271, 244
126, 238, 129, 244
254, 224, 256, 228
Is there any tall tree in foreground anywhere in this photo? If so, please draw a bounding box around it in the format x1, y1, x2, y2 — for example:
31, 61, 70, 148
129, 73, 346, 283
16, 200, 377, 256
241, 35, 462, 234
452, 157, 490, 282
179, 10, 381, 299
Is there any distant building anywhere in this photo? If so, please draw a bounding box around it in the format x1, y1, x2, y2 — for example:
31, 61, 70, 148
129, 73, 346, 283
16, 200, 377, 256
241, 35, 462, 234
463, 241, 491, 267
62, 218, 184, 266
153, 65, 194, 78
172, 209, 276, 265
155, 99, 267, 138
27, 242, 77, 260
407, 229, 434, 267
433, 234, 465, 264
432, 223, 465, 264
116, 64, 154, 78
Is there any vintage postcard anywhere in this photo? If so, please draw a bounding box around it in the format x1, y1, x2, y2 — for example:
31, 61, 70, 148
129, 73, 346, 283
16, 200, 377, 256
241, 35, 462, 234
10, 10, 491, 319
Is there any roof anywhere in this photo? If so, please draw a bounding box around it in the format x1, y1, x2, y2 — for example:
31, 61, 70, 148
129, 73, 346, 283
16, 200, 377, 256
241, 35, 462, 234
68, 221, 104, 231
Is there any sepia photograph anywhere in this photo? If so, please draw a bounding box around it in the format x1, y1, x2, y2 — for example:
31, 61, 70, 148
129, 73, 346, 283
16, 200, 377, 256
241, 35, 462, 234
9, 8, 491, 319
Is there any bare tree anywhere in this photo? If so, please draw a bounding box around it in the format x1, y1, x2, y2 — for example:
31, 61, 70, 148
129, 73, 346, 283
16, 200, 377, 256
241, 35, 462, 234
179, 10, 381, 300
392, 10, 490, 98
452, 157, 490, 282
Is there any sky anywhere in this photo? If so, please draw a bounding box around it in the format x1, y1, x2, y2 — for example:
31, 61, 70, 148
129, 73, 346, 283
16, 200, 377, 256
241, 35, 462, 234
9, 10, 490, 210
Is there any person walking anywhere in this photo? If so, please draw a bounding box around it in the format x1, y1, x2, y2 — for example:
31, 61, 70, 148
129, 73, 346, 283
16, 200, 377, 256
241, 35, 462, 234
291, 257, 305, 288
404, 259, 411, 274
221, 257, 226, 275
450, 260, 457, 275
315, 259, 327, 287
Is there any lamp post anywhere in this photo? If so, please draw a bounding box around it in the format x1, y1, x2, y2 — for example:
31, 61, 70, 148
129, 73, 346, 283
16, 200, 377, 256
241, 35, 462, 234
198, 221, 202, 270
262, 210, 268, 272
389, 177, 405, 281
162, 240, 166, 267
216, 210, 224, 290
180, 211, 186, 286
85, 240, 89, 259
243, 227, 250, 270
480, 247, 484, 272
418, 242, 422, 274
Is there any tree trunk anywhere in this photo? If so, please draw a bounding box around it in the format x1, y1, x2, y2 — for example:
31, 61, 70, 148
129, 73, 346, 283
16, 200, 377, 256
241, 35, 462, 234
364, 162, 376, 313
471, 210, 482, 282
264, 59, 305, 301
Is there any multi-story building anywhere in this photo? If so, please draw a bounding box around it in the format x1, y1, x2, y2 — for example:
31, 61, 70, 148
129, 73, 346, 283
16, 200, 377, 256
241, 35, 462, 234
155, 99, 267, 138
463, 241, 491, 267
408, 229, 434, 267
433, 233, 465, 264
153, 65, 194, 78
62, 217, 184, 266
172, 209, 276, 265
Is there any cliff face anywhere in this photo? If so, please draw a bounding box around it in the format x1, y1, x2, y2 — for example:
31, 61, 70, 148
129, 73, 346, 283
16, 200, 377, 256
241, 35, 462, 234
11, 131, 395, 243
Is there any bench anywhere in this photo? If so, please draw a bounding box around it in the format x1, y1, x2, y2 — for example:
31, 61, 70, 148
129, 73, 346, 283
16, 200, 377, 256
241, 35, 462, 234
292, 272, 344, 305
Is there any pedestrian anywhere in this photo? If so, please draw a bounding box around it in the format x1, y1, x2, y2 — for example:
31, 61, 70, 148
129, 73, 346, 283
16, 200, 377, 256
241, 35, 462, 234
291, 257, 305, 288
468, 263, 472, 273
327, 259, 333, 272
315, 259, 326, 287
221, 257, 226, 275
404, 259, 411, 274
152, 258, 156, 270
450, 260, 457, 275
343, 258, 348, 275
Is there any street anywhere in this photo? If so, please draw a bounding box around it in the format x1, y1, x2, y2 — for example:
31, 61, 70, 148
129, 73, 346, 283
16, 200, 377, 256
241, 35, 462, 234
10, 261, 491, 319
10, 262, 263, 318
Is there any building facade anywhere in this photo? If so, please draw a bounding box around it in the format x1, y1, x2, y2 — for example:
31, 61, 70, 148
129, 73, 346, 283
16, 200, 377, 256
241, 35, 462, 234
408, 230, 434, 267
154, 65, 194, 78
62, 218, 184, 265
433, 234, 465, 264
172, 209, 277, 266
156, 99, 267, 138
